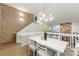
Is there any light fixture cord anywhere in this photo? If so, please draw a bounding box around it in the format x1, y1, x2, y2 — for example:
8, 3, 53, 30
44, 3, 46, 14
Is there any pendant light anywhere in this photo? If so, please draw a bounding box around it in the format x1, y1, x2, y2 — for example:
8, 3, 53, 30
37, 3, 54, 24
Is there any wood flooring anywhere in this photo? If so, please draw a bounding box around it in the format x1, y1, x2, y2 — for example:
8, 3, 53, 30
0, 42, 28, 56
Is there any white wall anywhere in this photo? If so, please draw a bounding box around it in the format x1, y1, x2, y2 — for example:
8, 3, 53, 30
52, 25, 60, 33
18, 22, 42, 33
51, 21, 79, 33
16, 22, 42, 46
17, 20, 79, 34
72, 22, 79, 33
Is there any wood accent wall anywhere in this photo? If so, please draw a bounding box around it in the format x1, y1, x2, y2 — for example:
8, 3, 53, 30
0, 4, 1, 42
0, 4, 34, 44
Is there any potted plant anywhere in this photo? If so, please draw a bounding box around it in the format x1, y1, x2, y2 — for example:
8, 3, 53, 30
41, 24, 49, 40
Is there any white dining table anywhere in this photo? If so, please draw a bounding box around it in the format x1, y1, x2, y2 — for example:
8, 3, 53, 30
29, 36, 68, 53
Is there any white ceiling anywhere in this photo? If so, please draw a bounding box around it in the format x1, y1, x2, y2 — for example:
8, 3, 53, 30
5, 3, 79, 24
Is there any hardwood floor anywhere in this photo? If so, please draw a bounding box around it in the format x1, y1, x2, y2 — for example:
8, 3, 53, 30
0, 42, 74, 56
0, 42, 28, 56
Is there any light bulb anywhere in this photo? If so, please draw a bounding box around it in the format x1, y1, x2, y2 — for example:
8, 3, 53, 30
37, 20, 42, 24
40, 17, 43, 21
42, 14, 46, 18
49, 17, 54, 21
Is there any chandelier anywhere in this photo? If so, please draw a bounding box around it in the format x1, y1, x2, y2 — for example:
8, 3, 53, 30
37, 3, 54, 24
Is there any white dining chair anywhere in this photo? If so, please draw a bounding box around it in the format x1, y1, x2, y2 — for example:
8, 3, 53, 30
28, 40, 37, 56
36, 43, 49, 56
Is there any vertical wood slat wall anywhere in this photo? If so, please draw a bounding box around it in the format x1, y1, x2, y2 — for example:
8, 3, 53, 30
0, 4, 1, 43
0, 4, 34, 44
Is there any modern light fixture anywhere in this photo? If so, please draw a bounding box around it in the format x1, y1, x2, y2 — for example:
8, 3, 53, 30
19, 12, 24, 22
19, 18, 24, 22
19, 13, 24, 17
37, 20, 42, 24
49, 16, 54, 21
37, 3, 54, 24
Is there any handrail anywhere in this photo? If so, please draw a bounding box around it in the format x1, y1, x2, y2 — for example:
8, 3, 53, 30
47, 32, 79, 49
47, 32, 79, 37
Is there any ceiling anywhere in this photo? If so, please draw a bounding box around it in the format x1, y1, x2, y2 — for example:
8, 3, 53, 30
5, 3, 79, 25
